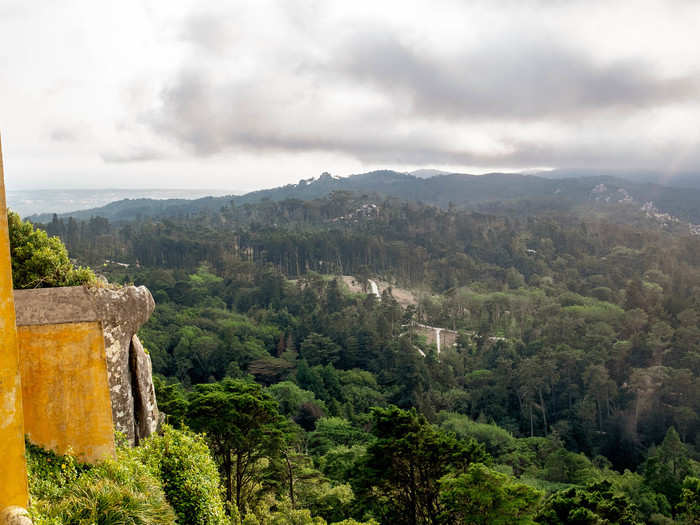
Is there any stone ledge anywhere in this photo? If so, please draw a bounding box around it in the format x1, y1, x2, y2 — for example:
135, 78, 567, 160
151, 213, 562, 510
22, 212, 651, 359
13, 285, 153, 329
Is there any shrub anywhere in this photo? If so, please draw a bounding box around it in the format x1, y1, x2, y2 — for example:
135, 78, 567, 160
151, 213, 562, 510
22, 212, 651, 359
439, 463, 542, 524
439, 412, 516, 459
135, 424, 233, 525
678, 476, 700, 524
8, 210, 95, 288
27, 441, 176, 525
535, 480, 640, 525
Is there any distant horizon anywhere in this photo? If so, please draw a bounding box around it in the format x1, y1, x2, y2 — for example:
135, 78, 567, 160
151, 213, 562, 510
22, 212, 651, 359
8, 166, 700, 218
7, 165, 700, 193
4, 166, 539, 192
5, 187, 240, 217
6, 187, 241, 193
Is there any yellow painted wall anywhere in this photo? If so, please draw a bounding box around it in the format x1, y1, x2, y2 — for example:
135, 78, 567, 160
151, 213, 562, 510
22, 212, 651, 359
18, 322, 116, 463
0, 137, 29, 509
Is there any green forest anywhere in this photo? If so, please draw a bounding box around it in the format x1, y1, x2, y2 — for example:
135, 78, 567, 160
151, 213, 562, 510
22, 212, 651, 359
13, 188, 700, 524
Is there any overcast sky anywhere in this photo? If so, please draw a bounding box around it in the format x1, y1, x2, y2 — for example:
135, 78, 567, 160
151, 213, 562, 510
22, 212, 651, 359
1, 0, 700, 191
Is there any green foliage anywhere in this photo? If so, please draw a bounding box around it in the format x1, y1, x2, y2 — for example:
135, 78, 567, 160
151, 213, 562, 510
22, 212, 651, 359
26, 441, 87, 501
318, 445, 366, 483
562, 302, 624, 323
135, 425, 231, 525
242, 497, 324, 525
300, 333, 341, 367
332, 519, 379, 525
330, 521, 379, 525
38, 190, 700, 523
269, 381, 317, 415
535, 480, 640, 525
309, 417, 369, 457
27, 441, 176, 525
542, 449, 596, 485
439, 463, 542, 524
678, 476, 700, 524
439, 412, 517, 458
242, 495, 379, 525
8, 210, 95, 288
355, 405, 489, 524
644, 427, 694, 506
298, 481, 355, 524
153, 375, 189, 427
187, 378, 286, 514
605, 469, 670, 522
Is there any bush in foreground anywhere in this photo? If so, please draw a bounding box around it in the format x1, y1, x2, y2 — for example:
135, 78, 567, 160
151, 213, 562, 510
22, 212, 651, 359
8, 210, 95, 288
27, 441, 175, 525
135, 425, 233, 525
26, 426, 233, 525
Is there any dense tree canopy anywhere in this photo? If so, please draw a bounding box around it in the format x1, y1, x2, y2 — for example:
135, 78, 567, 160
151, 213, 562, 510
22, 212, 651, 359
27, 191, 700, 523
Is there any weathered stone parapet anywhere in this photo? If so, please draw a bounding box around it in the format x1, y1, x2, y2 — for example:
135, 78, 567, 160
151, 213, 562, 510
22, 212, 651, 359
14, 285, 159, 445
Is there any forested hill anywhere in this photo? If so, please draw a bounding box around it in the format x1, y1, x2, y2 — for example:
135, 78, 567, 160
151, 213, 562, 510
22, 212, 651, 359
29, 169, 700, 224
28, 189, 700, 522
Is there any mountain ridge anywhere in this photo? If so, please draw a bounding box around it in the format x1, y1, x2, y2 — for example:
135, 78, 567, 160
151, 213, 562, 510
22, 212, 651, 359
27, 169, 700, 225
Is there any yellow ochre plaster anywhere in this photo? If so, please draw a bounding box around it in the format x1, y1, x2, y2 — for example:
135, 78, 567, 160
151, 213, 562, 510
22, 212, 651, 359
0, 136, 30, 510
18, 322, 116, 463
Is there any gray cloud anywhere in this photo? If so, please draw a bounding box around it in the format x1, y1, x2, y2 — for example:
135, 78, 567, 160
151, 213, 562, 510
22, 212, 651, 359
101, 147, 165, 163
138, 7, 700, 172
331, 31, 700, 120
147, 68, 465, 163
49, 127, 79, 142
180, 12, 241, 55
6, 0, 700, 191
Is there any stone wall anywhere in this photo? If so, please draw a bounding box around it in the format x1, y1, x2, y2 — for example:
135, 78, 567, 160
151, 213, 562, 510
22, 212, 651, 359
14, 285, 160, 446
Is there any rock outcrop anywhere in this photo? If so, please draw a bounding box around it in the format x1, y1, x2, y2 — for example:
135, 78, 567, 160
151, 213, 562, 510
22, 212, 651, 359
13, 285, 159, 445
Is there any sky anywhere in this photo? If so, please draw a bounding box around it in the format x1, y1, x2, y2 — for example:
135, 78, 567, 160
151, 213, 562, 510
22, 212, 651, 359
1, 0, 700, 191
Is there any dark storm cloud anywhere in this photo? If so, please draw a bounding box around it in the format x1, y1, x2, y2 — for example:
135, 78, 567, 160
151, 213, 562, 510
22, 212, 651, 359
333, 31, 700, 120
